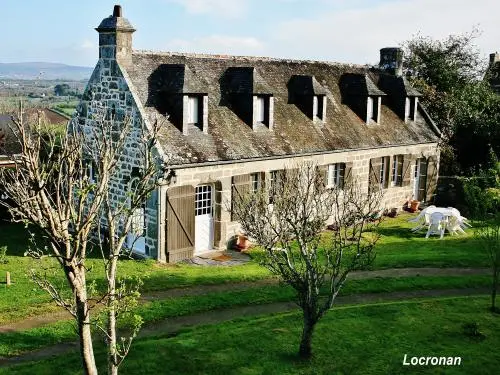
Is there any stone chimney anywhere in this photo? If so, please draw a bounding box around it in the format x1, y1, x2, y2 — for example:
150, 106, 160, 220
95, 5, 135, 66
490, 52, 500, 67
379, 47, 403, 76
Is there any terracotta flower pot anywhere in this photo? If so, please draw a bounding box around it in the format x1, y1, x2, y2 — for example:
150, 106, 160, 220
410, 200, 420, 212
236, 234, 250, 251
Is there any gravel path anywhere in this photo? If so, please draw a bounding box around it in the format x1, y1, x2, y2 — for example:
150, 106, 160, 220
0, 286, 489, 367
0, 267, 489, 334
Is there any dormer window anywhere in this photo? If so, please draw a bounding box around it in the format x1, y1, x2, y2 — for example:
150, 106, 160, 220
187, 95, 199, 124
253, 94, 273, 128
255, 96, 265, 123
183, 94, 208, 134
405, 97, 418, 123
313, 95, 326, 122
367, 96, 381, 124
288, 75, 327, 123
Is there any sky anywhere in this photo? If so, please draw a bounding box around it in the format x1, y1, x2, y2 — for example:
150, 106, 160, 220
0, 0, 499, 67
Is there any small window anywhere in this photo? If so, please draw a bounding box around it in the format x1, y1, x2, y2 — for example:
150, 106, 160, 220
269, 170, 282, 204
313, 95, 325, 121
409, 97, 418, 121
255, 96, 265, 123
327, 163, 345, 188
187, 95, 200, 125
379, 156, 389, 188
367, 96, 379, 123
367, 97, 374, 122
85, 160, 97, 183
251, 173, 261, 193
391, 155, 404, 187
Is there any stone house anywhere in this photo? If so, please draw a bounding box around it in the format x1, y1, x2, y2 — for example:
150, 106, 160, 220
74, 6, 441, 263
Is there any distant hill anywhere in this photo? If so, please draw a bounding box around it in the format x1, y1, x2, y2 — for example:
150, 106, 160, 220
0, 62, 93, 80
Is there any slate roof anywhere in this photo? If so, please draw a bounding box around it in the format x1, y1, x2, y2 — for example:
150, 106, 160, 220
340, 73, 386, 96
288, 75, 327, 96
125, 51, 440, 165
377, 75, 422, 97
148, 64, 207, 94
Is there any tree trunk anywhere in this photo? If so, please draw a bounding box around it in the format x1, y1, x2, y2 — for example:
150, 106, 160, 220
75, 286, 98, 375
299, 312, 316, 359
108, 256, 119, 375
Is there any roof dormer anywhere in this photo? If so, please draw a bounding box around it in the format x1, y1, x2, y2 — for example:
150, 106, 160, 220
340, 73, 386, 124
222, 67, 273, 130
288, 75, 327, 123
148, 64, 208, 134
378, 48, 422, 123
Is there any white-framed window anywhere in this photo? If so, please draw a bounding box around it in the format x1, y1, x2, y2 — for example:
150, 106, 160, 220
269, 170, 282, 204
327, 163, 345, 188
255, 95, 265, 123
250, 173, 261, 193
313, 95, 325, 121
187, 95, 200, 125
367, 96, 374, 122
391, 155, 404, 186
129, 177, 145, 236
367, 96, 380, 123
85, 160, 97, 183
195, 184, 213, 216
379, 156, 389, 187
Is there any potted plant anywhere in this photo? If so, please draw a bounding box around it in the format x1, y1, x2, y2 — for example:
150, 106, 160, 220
410, 200, 420, 212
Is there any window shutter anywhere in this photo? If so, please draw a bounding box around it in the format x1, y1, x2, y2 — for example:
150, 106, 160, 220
316, 165, 328, 187
425, 156, 438, 202
388, 156, 395, 186
213, 180, 223, 246
382, 157, 390, 189
418, 158, 428, 201
343, 162, 353, 188
402, 154, 413, 186
166, 185, 195, 263
396, 156, 404, 186
369, 158, 381, 191
231, 174, 252, 221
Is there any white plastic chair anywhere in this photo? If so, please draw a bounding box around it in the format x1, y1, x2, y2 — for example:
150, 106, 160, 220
426, 212, 447, 239
409, 205, 436, 232
446, 215, 466, 235
447, 207, 472, 229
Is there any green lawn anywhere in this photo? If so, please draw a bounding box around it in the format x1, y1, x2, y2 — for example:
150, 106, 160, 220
0, 214, 490, 324
2, 297, 499, 374
0, 274, 491, 357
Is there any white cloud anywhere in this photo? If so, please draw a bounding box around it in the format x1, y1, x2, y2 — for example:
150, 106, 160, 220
170, 0, 249, 18
166, 35, 265, 56
80, 39, 95, 50
270, 0, 500, 64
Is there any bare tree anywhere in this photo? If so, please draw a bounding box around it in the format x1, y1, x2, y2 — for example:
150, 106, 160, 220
0, 101, 165, 374
231, 163, 384, 359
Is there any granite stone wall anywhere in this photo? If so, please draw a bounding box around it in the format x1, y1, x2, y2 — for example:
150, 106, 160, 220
75, 58, 158, 258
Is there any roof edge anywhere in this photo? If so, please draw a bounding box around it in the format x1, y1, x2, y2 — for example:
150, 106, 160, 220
132, 49, 369, 69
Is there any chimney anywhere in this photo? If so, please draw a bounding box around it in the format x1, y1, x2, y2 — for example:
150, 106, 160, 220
379, 47, 403, 77
95, 5, 135, 66
490, 52, 500, 67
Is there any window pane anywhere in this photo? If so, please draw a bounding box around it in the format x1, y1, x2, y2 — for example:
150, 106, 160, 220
256, 96, 265, 123
188, 96, 199, 124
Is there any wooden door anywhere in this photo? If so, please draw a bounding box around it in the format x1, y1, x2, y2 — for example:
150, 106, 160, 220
166, 185, 195, 263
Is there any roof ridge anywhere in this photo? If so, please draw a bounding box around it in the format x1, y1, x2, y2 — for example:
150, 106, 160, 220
132, 49, 368, 69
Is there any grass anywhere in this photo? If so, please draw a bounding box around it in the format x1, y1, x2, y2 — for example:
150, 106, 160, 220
0, 274, 491, 357
51, 101, 78, 116
2, 296, 499, 374
0, 213, 490, 324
